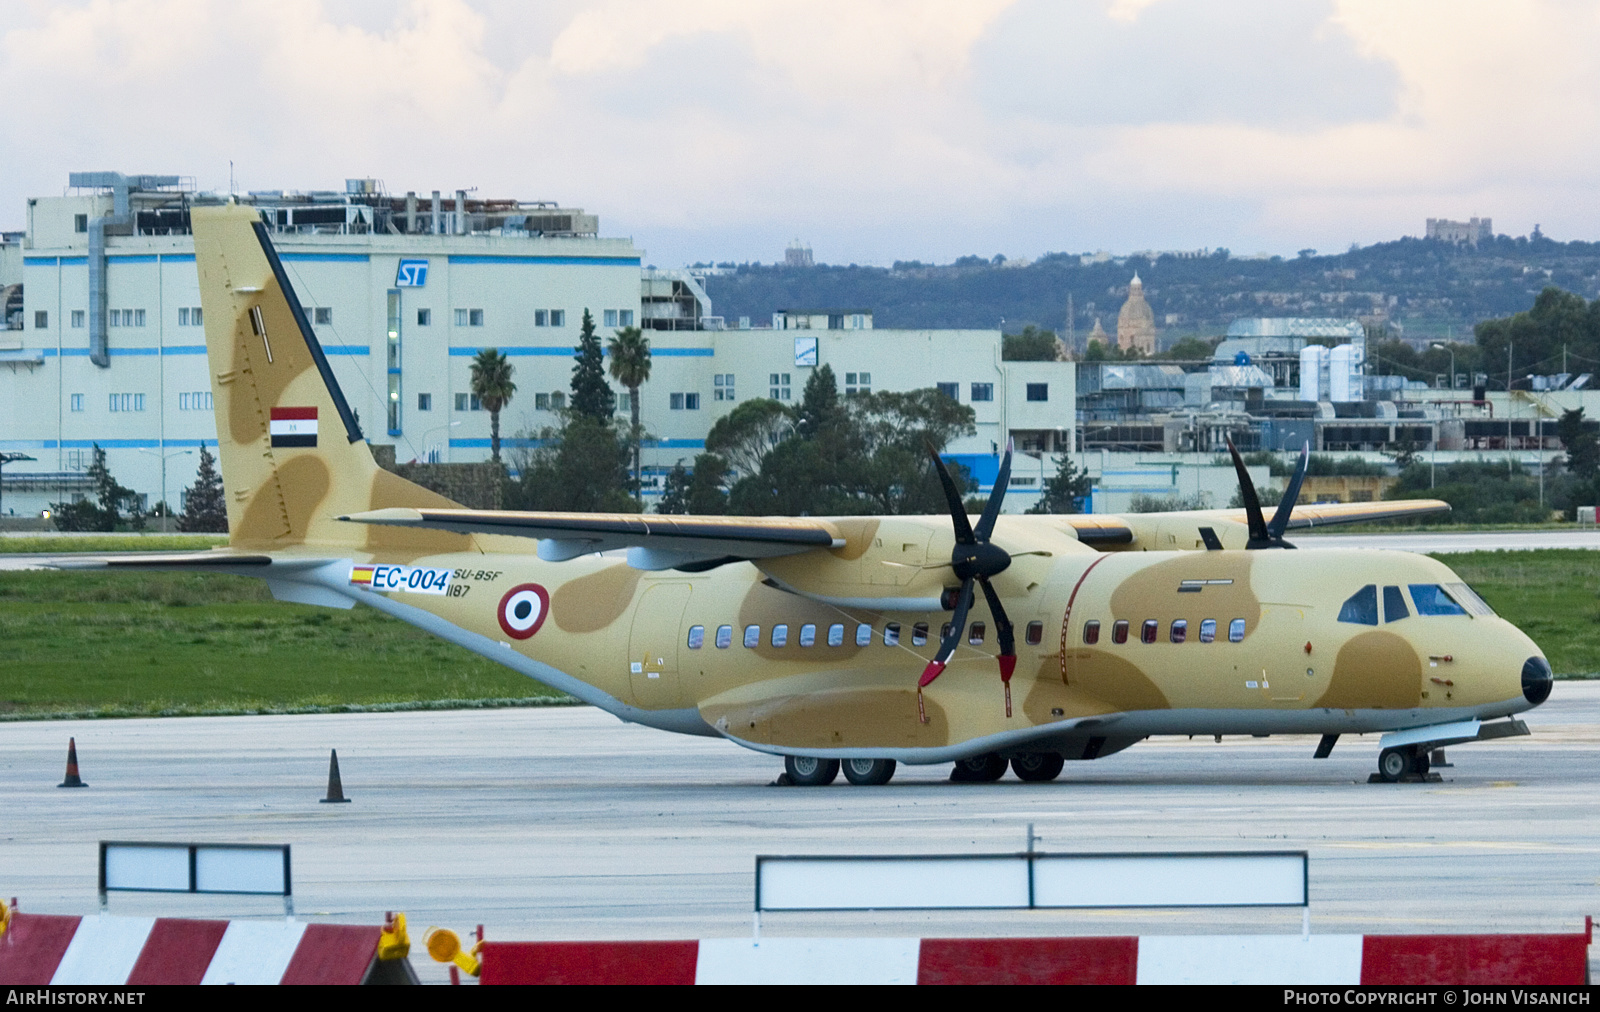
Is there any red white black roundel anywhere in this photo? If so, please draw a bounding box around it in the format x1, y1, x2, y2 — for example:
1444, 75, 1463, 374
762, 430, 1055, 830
498, 583, 550, 640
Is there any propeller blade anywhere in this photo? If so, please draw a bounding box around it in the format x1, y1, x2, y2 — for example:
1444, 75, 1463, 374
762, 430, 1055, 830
973, 438, 1014, 543
1226, 437, 1270, 546
925, 441, 974, 544
919, 579, 974, 688
977, 577, 1017, 682
1265, 442, 1310, 545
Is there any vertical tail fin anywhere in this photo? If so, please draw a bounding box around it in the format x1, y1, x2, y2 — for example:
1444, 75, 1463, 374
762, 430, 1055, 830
193, 204, 462, 552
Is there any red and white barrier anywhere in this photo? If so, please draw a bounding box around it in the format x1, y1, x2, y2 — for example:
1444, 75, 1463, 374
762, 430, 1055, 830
480, 925, 1592, 985
0, 913, 388, 985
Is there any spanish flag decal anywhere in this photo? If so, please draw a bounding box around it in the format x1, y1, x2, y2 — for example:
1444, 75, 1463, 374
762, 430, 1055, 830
270, 407, 318, 448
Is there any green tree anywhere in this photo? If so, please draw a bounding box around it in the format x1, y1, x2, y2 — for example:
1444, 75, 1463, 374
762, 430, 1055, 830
658, 461, 692, 514
470, 349, 517, 465
1557, 408, 1599, 479
1155, 336, 1221, 361
1027, 454, 1093, 514
658, 453, 730, 515
1474, 286, 1598, 385
1001, 325, 1059, 361
51, 444, 141, 531
605, 325, 652, 503
571, 309, 615, 422
510, 416, 638, 513
705, 399, 793, 477
178, 443, 228, 533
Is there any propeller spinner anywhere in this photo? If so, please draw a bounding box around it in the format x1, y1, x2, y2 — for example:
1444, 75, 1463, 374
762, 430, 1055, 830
1225, 438, 1311, 549
919, 439, 1019, 720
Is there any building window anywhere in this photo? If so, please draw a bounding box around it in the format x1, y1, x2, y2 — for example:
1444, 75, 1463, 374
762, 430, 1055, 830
71, 310, 85, 328
670, 393, 683, 410
1026, 383, 1048, 402
670, 393, 701, 411
455, 308, 484, 327
845, 372, 871, 394
191, 307, 202, 326
937, 382, 958, 400
416, 308, 431, 326
550, 309, 565, 326
455, 393, 483, 411
769, 373, 791, 400
616, 391, 631, 412
713, 374, 735, 401
70, 394, 83, 412
971, 382, 993, 402
313, 307, 333, 326
177, 307, 188, 326
108, 393, 145, 412
537, 392, 569, 411
417, 393, 432, 411
177, 307, 201, 326
620, 309, 634, 327
178, 392, 213, 411
535, 310, 548, 327
852, 314, 865, 329
74, 213, 88, 233
34, 310, 47, 329
604, 310, 618, 328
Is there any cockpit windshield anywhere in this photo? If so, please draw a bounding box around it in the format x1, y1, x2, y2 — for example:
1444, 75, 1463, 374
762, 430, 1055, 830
1444, 582, 1496, 617
1409, 583, 1494, 617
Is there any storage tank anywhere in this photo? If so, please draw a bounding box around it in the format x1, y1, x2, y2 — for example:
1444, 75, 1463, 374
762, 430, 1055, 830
1299, 345, 1327, 402
1329, 344, 1359, 401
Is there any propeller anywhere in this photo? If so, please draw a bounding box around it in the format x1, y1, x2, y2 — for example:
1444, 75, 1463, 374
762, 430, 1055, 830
1225, 439, 1311, 549
918, 439, 1019, 721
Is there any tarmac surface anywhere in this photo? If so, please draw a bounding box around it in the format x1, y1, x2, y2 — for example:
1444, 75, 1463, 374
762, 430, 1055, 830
3, 685, 1597, 983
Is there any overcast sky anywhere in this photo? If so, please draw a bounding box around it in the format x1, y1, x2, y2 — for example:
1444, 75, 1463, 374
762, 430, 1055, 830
2, 0, 1596, 267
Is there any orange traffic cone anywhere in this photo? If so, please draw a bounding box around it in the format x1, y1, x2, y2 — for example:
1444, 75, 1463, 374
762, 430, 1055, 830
320, 749, 351, 803
58, 737, 87, 788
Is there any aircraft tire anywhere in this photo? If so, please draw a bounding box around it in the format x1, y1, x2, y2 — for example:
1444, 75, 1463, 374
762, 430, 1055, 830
1011, 752, 1066, 782
1409, 747, 1434, 778
949, 753, 1009, 782
1377, 747, 1409, 783
842, 758, 897, 786
785, 755, 840, 786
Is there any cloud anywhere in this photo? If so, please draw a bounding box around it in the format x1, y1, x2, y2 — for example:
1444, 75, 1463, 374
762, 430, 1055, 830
1, 0, 1598, 264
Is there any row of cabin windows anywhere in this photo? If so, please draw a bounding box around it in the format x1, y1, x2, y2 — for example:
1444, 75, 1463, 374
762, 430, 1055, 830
686, 620, 1049, 650
1082, 618, 1247, 645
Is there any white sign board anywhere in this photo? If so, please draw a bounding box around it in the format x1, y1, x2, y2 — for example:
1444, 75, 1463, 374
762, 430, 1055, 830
755, 851, 1306, 911
101, 842, 290, 896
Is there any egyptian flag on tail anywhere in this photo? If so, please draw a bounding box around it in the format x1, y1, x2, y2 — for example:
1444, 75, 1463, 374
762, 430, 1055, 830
270, 407, 318, 448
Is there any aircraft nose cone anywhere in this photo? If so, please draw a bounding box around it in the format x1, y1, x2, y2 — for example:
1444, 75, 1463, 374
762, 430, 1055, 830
1522, 656, 1553, 705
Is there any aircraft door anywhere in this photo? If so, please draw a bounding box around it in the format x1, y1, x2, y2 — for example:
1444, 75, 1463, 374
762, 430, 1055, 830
1259, 605, 1310, 706
629, 583, 692, 709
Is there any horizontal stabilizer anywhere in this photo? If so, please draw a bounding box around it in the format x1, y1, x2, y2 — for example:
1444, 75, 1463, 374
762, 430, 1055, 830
338, 508, 844, 570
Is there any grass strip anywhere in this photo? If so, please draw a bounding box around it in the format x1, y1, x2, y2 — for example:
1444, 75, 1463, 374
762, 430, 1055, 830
1430, 550, 1600, 677
0, 535, 229, 554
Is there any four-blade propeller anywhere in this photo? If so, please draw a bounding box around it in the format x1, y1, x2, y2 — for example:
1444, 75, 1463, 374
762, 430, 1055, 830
919, 439, 1019, 719
1225, 439, 1310, 550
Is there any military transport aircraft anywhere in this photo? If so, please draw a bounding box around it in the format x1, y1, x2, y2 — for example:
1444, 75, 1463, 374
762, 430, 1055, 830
64, 204, 1553, 787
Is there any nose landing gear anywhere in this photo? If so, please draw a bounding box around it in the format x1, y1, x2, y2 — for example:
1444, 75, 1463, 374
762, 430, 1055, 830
1373, 746, 1440, 783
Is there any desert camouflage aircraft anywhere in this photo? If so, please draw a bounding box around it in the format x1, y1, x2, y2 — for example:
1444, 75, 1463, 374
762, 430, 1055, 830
67, 204, 1553, 786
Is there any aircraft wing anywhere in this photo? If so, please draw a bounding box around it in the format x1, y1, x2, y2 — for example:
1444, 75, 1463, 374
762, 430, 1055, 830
1199, 498, 1451, 530
43, 552, 327, 571
338, 507, 843, 571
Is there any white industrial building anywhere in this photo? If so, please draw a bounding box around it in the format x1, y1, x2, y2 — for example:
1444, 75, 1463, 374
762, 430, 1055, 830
0, 172, 1077, 519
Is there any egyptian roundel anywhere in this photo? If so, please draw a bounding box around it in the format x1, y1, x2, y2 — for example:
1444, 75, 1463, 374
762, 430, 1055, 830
498, 584, 551, 640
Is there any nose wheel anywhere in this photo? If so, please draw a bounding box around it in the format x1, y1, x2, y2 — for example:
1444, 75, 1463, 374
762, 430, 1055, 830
1374, 746, 1439, 783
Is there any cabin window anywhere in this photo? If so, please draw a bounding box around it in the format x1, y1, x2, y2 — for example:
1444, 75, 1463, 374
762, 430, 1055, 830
1170, 619, 1187, 644
799, 623, 816, 647
884, 622, 901, 646
1140, 620, 1158, 644
771, 624, 789, 647
1338, 585, 1379, 625
1083, 620, 1100, 645
744, 625, 761, 648
715, 625, 733, 649
968, 622, 986, 645
1410, 584, 1468, 617
1025, 621, 1043, 645
1228, 618, 1246, 643
686, 625, 705, 649
828, 623, 845, 647
1111, 620, 1129, 644
1383, 586, 1410, 623
1198, 618, 1217, 643
856, 623, 873, 647
912, 622, 929, 646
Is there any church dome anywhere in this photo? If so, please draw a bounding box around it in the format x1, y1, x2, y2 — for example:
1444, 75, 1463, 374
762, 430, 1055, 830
1116, 272, 1157, 354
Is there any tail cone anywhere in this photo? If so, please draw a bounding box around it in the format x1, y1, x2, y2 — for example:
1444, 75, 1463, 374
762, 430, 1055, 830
320, 748, 352, 803
58, 737, 87, 789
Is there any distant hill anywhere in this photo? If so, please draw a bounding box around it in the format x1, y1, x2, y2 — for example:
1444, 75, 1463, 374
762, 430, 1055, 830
697, 234, 1600, 347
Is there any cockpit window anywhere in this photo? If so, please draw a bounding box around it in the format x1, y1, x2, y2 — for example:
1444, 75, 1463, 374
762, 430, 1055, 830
1410, 584, 1468, 617
1338, 585, 1379, 625
1445, 582, 1496, 617
1382, 586, 1409, 623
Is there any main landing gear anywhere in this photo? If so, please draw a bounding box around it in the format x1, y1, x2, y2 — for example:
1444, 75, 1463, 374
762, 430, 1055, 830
950, 752, 1065, 783
1373, 746, 1440, 784
782, 756, 899, 786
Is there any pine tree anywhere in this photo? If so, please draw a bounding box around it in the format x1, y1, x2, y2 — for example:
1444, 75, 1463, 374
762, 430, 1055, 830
1027, 455, 1093, 514
179, 443, 228, 533
570, 309, 615, 422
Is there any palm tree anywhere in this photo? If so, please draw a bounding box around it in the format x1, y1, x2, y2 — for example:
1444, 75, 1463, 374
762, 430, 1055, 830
606, 326, 652, 503
470, 348, 517, 465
